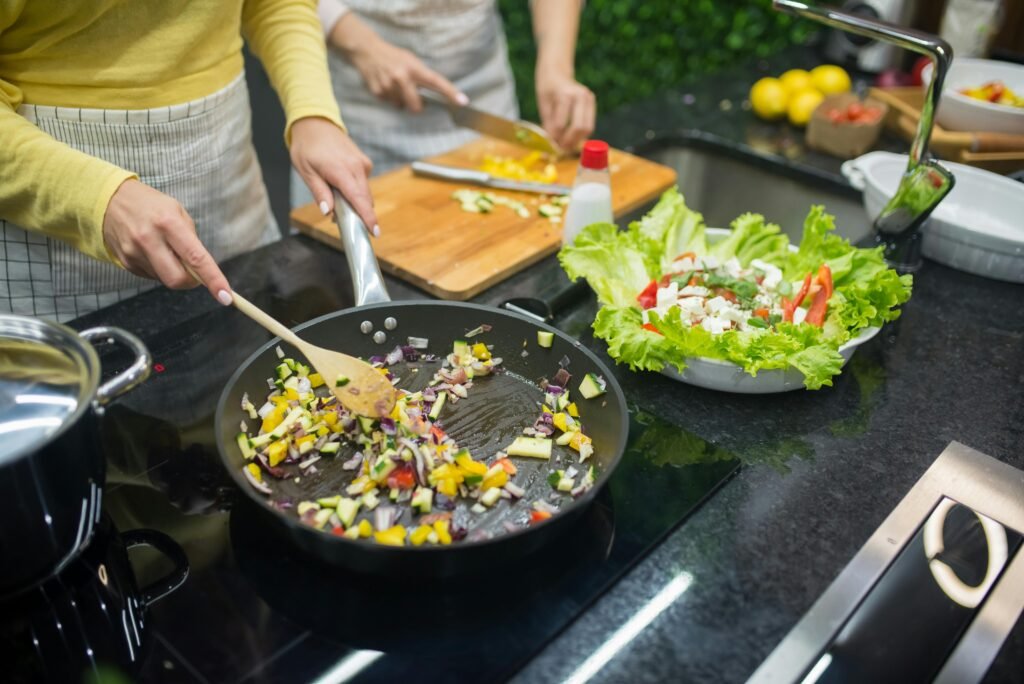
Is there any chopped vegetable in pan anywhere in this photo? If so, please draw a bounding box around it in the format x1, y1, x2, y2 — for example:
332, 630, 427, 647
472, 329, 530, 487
236, 331, 599, 546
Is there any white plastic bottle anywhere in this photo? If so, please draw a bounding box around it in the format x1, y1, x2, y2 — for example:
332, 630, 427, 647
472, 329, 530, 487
562, 140, 613, 246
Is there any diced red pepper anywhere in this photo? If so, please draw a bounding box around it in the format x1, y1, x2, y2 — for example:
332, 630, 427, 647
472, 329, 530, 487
430, 425, 446, 443
713, 287, 738, 304
492, 457, 517, 475
530, 510, 553, 524
805, 287, 829, 327
331, 526, 345, 536
642, 323, 663, 335
637, 279, 658, 310
753, 308, 770, 320
386, 463, 416, 490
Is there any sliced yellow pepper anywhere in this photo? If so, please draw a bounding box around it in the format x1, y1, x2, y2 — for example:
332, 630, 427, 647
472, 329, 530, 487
322, 412, 338, 426
569, 432, 592, 453
481, 470, 508, 491
267, 439, 289, 467
567, 402, 580, 418
436, 478, 459, 497
261, 405, 286, 433
552, 412, 569, 432
296, 434, 317, 447
246, 463, 262, 482
433, 519, 452, 545
374, 525, 407, 546
284, 387, 300, 401
409, 524, 433, 546
471, 342, 491, 360
454, 453, 487, 477
316, 426, 330, 438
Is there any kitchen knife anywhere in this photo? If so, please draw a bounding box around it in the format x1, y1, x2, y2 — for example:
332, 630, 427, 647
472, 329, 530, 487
420, 89, 561, 156
411, 161, 571, 195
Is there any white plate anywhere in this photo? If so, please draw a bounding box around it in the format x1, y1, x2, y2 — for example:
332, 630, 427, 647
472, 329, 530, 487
922, 58, 1024, 135
656, 228, 882, 394
842, 151, 1024, 283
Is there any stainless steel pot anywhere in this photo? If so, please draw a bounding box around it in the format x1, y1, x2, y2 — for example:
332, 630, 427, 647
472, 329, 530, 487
0, 316, 150, 598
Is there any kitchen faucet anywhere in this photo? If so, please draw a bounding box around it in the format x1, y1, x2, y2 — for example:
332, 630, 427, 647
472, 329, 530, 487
773, 0, 955, 272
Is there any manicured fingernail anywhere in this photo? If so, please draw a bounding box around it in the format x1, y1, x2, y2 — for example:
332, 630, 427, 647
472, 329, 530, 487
319, 200, 330, 215
456, 92, 470, 106
217, 289, 233, 306
372, 224, 381, 237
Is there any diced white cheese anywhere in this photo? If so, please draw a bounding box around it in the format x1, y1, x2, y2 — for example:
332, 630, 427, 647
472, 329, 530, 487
655, 282, 678, 309
718, 306, 748, 324
701, 255, 720, 270
679, 285, 710, 298
701, 317, 729, 334
724, 257, 743, 278
672, 256, 695, 271
677, 297, 705, 316
705, 296, 731, 314
793, 306, 808, 325
751, 259, 784, 290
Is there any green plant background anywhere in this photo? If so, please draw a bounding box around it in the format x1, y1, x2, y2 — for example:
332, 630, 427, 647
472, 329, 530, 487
497, 0, 815, 120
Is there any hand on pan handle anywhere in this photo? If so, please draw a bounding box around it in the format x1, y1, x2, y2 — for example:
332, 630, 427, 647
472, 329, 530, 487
103, 179, 233, 306
328, 11, 468, 113
290, 116, 380, 237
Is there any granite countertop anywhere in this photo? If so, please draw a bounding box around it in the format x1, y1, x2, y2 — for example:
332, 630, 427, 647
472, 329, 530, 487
70, 59, 1024, 683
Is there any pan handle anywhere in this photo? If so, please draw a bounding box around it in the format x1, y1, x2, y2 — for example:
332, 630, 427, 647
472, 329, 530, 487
332, 187, 391, 306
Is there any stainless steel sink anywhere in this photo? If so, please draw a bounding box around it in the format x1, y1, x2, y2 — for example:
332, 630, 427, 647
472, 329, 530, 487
642, 144, 872, 244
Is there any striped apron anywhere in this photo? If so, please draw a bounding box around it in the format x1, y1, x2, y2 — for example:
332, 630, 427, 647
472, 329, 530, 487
1, 74, 279, 323
290, 0, 518, 207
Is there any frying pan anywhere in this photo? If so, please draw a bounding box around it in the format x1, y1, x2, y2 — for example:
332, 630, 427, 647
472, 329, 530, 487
214, 192, 629, 577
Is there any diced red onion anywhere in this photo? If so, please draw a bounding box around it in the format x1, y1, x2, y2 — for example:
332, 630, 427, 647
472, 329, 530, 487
296, 377, 312, 394
533, 499, 559, 514
521, 349, 529, 358
450, 383, 468, 399
368, 355, 386, 365
397, 489, 412, 503
565, 466, 578, 479
374, 506, 397, 531
546, 385, 564, 395
243, 467, 272, 495
558, 355, 571, 369
533, 423, 554, 436
503, 521, 520, 534
422, 387, 436, 401
434, 493, 456, 511
385, 346, 404, 366
266, 378, 276, 390
240, 392, 251, 410
380, 417, 397, 435
255, 454, 288, 479
552, 368, 571, 387
499, 488, 512, 500
313, 434, 329, 451
400, 345, 420, 361
451, 506, 470, 540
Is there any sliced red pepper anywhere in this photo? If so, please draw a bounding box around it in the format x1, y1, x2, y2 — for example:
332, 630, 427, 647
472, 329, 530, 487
783, 273, 813, 322
805, 287, 829, 327
530, 510, 553, 524
386, 463, 416, 490
492, 457, 517, 475
642, 322, 663, 335
817, 264, 833, 300
636, 279, 658, 310
429, 425, 446, 443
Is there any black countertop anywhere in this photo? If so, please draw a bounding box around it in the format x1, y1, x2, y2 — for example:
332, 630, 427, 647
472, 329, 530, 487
31, 59, 1024, 682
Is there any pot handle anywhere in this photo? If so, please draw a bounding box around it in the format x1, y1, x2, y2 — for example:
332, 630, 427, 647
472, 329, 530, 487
79, 326, 152, 406
332, 187, 391, 306
122, 529, 190, 607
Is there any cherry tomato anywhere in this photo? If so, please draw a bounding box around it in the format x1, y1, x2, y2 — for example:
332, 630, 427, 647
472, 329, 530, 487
826, 108, 845, 124
846, 102, 865, 120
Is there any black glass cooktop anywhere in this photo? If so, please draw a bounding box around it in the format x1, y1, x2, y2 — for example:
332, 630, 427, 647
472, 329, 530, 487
2, 300, 739, 683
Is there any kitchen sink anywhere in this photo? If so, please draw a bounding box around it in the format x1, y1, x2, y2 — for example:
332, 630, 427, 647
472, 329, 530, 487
641, 142, 871, 244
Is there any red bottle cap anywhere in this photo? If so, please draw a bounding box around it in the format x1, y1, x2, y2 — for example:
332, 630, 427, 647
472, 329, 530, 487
579, 140, 609, 170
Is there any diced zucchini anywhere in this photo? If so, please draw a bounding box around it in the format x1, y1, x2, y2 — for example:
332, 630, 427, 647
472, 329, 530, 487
283, 358, 297, 371
337, 497, 361, 527
342, 526, 360, 540
358, 416, 375, 434
295, 362, 310, 378
313, 509, 334, 529
470, 503, 487, 514
537, 331, 554, 348
275, 362, 292, 380
557, 475, 575, 492
320, 442, 341, 455
556, 393, 570, 411
555, 430, 575, 446
578, 373, 607, 399
361, 491, 380, 511
249, 432, 274, 449
236, 432, 255, 460
411, 487, 433, 514
538, 203, 562, 218
506, 436, 553, 460
335, 374, 350, 387
480, 487, 502, 507
297, 501, 320, 516
452, 339, 470, 359
283, 376, 300, 391
317, 495, 341, 508
298, 440, 314, 455
428, 391, 447, 420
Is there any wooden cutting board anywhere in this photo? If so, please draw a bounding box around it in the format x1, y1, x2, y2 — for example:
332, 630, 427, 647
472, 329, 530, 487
291, 138, 677, 300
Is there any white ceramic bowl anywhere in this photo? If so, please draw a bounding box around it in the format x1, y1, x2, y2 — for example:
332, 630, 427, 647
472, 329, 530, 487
657, 228, 882, 394
841, 151, 1024, 283
922, 58, 1024, 135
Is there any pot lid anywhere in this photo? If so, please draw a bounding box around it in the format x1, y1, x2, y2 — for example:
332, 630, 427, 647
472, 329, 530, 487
0, 319, 96, 465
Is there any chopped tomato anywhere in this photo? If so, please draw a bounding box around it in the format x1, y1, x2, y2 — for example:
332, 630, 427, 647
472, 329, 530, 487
637, 279, 658, 310
689, 276, 701, 286
331, 526, 345, 537
530, 510, 553, 524
386, 463, 416, 490
817, 264, 833, 299
753, 308, 770, 321
805, 287, 829, 327
642, 323, 663, 335
492, 457, 517, 475
430, 425, 446, 443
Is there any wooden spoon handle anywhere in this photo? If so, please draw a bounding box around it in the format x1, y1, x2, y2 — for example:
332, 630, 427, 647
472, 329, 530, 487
183, 265, 305, 349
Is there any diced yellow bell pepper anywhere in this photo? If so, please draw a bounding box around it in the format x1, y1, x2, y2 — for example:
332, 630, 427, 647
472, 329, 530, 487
261, 405, 286, 433
246, 463, 262, 481
270, 395, 290, 406
552, 412, 569, 432
454, 453, 487, 477
374, 525, 407, 546
542, 405, 552, 414
410, 524, 433, 546
316, 426, 330, 437
569, 432, 592, 452
267, 439, 289, 467
471, 342, 491, 360
567, 402, 579, 417
284, 387, 300, 401
481, 470, 508, 491
433, 519, 452, 545
322, 412, 339, 426
357, 519, 373, 538
308, 372, 324, 388
296, 434, 317, 447
436, 478, 459, 497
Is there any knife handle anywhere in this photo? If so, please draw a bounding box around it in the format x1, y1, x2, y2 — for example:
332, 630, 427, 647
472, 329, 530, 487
411, 161, 491, 186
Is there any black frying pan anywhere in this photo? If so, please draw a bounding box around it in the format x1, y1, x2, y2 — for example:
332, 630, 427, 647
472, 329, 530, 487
214, 192, 628, 577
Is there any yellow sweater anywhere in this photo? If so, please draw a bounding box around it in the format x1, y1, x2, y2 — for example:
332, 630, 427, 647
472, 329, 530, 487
0, 0, 342, 264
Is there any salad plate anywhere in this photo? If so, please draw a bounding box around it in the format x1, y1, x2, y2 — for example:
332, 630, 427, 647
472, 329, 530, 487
559, 189, 911, 393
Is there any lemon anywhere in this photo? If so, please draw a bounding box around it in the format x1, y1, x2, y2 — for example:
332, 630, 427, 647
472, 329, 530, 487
779, 69, 816, 96
749, 77, 788, 121
787, 89, 824, 127
810, 65, 852, 95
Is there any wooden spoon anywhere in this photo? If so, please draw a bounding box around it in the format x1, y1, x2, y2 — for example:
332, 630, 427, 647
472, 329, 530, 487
187, 267, 397, 418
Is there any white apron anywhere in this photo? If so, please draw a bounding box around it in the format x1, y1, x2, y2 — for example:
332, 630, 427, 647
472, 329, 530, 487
290, 0, 518, 207
1, 73, 279, 322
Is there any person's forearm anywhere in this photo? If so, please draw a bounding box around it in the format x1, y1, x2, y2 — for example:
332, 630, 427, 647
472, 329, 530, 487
327, 11, 381, 61
530, 0, 583, 76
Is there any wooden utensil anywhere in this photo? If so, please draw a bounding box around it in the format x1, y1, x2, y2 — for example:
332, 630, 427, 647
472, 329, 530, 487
187, 267, 397, 418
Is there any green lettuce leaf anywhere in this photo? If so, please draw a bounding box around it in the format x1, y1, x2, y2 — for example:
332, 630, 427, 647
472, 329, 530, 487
559, 222, 652, 308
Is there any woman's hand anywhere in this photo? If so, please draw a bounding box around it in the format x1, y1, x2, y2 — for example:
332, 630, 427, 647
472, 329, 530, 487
328, 12, 466, 112
536, 69, 595, 152
290, 116, 379, 235
102, 179, 233, 305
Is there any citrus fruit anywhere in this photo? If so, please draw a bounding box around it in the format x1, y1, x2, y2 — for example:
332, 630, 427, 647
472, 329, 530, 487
778, 69, 816, 96
749, 77, 788, 121
787, 89, 824, 127
810, 65, 852, 95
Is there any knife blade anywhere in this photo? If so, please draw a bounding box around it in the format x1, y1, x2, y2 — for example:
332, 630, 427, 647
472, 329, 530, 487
420, 89, 561, 156
411, 161, 571, 195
